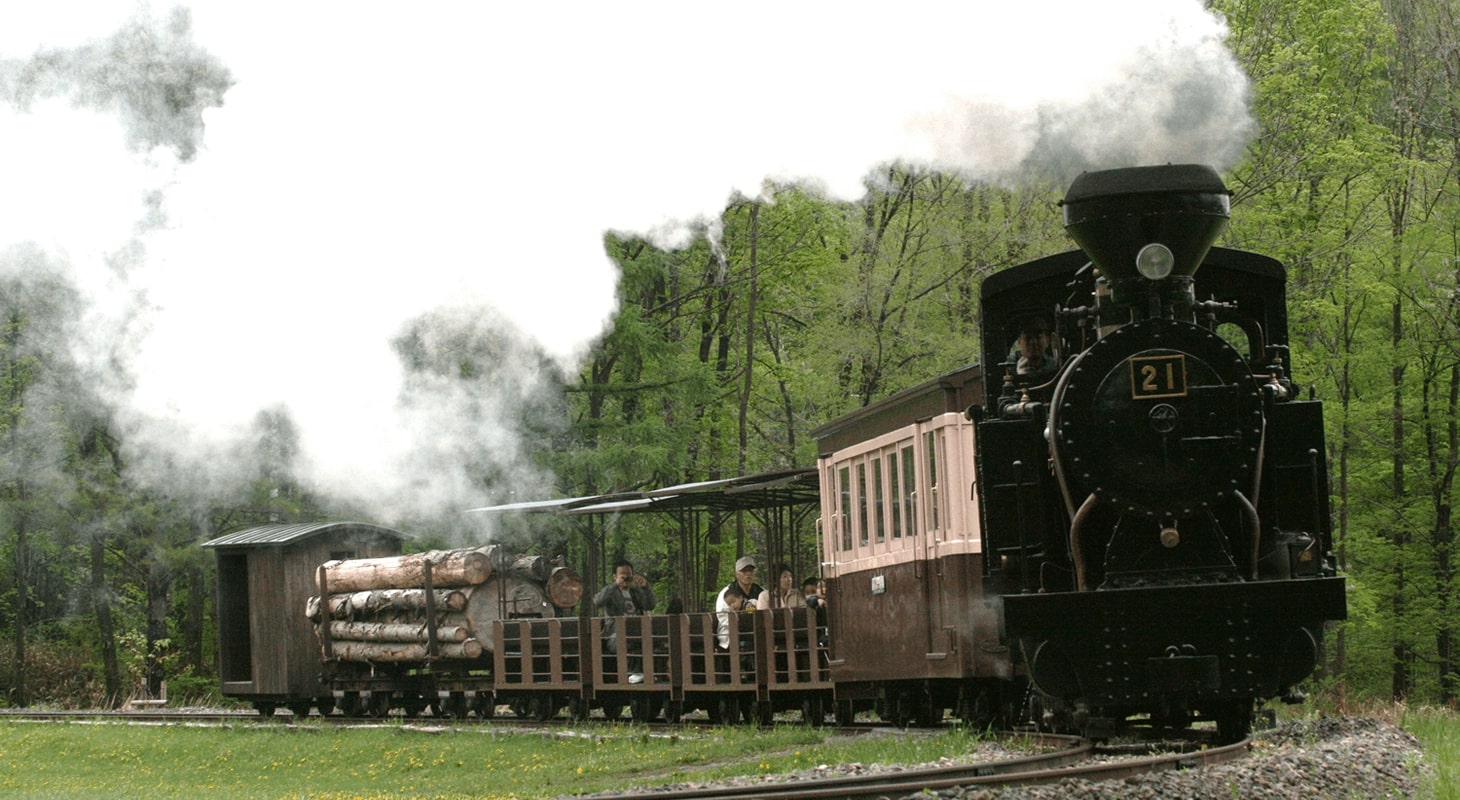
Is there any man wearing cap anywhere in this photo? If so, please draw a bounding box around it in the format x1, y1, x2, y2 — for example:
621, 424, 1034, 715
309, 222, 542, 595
1011, 318, 1059, 383
714, 556, 766, 651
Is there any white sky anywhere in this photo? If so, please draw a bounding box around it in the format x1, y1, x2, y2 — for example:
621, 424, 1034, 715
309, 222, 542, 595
0, 1, 1251, 519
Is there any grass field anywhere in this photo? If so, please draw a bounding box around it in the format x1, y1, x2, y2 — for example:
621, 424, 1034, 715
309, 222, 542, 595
0, 707, 1452, 800
0, 718, 1003, 800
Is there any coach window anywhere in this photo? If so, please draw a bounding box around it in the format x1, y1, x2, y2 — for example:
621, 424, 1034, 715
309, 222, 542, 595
888, 451, 902, 539
924, 430, 940, 533
872, 456, 886, 543
857, 463, 870, 547
902, 444, 917, 537
838, 465, 853, 551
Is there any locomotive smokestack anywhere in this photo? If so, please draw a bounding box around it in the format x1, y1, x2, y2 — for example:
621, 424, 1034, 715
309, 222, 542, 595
1061, 164, 1230, 317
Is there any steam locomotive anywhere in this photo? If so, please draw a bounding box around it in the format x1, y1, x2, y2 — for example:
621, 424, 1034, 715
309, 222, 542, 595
206, 164, 1344, 742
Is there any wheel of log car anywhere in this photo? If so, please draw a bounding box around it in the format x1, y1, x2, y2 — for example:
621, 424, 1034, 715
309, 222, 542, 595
401, 693, 427, 718
834, 699, 855, 726
367, 691, 392, 718
472, 692, 495, 719
316, 696, 336, 716
802, 696, 825, 726
287, 701, 312, 719
630, 696, 661, 723
663, 699, 683, 724
714, 696, 745, 725
340, 691, 363, 717
567, 697, 589, 721
444, 692, 469, 720
531, 694, 558, 721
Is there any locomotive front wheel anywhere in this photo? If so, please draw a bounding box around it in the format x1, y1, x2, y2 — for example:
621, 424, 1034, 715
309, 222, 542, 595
1212, 700, 1254, 744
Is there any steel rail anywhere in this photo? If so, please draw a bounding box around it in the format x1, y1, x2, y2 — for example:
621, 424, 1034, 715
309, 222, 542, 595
587, 735, 1250, 800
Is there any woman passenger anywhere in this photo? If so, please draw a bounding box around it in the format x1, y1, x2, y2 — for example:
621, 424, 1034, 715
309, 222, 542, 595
757, 563, 807, 610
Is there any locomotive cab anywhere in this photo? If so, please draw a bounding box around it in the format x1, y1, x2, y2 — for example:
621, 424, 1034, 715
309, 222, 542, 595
976, 165, 1346, 742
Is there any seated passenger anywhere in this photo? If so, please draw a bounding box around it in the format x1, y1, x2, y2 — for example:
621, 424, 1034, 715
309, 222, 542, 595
592, 559, 656, 681
715, 556, 765, 652
801, 577, 821, 609
714, 583, 748, 651
756, 563, 807, 611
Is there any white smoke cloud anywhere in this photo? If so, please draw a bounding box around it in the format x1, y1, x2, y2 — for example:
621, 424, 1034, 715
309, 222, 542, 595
0, 1, 1254, 524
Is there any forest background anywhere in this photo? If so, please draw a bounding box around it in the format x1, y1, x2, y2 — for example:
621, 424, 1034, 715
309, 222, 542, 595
3, 0, 1460, 710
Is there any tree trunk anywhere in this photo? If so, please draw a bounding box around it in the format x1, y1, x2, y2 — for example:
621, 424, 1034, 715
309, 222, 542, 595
320, 546, 497, 592
11, 511, 28, 708
145, 555, 171, 700
546, 566, 582, 609
448, 578, 551, 649
328, 621, 470, 643
184, 562, 205, 674
306, 588, 468, 621
90, 534, 122, 708
328, 639, 483, 662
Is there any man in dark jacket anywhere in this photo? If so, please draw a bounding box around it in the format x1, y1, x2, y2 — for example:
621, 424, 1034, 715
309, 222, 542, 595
593, 560, 656, 680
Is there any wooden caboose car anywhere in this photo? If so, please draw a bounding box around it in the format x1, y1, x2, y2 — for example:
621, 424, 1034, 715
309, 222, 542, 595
202, 521, 407, 716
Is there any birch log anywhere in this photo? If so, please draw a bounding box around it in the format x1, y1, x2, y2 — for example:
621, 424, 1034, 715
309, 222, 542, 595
305, 588, 467, 622
329, 639, 484, 662
319, 547, 494, 593
328, 621, 471, 643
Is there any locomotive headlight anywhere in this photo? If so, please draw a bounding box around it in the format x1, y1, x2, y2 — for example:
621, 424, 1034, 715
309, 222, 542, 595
1135, 243, 1175, 280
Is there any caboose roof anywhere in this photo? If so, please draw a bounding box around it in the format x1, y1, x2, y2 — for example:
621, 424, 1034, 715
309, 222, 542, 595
200, 521, 408, 549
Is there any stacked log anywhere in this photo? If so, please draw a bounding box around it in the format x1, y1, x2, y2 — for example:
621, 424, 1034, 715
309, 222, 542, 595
309, 545, 583, 663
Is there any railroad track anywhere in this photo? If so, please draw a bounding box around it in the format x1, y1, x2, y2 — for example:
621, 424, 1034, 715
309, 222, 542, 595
583, 734, 1251, 800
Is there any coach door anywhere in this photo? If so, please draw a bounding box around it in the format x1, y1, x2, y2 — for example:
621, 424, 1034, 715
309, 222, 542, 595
917, 421, 950, 663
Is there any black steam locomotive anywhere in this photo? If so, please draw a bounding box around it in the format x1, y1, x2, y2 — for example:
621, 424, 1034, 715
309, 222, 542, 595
974, 164, 1346, 739
206, 165, 1344, 742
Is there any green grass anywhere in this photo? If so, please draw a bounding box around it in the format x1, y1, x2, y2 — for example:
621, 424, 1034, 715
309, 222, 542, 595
0, 720, 997, 800
4, 706, 1451, 799
1394, 706, 1459, 800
